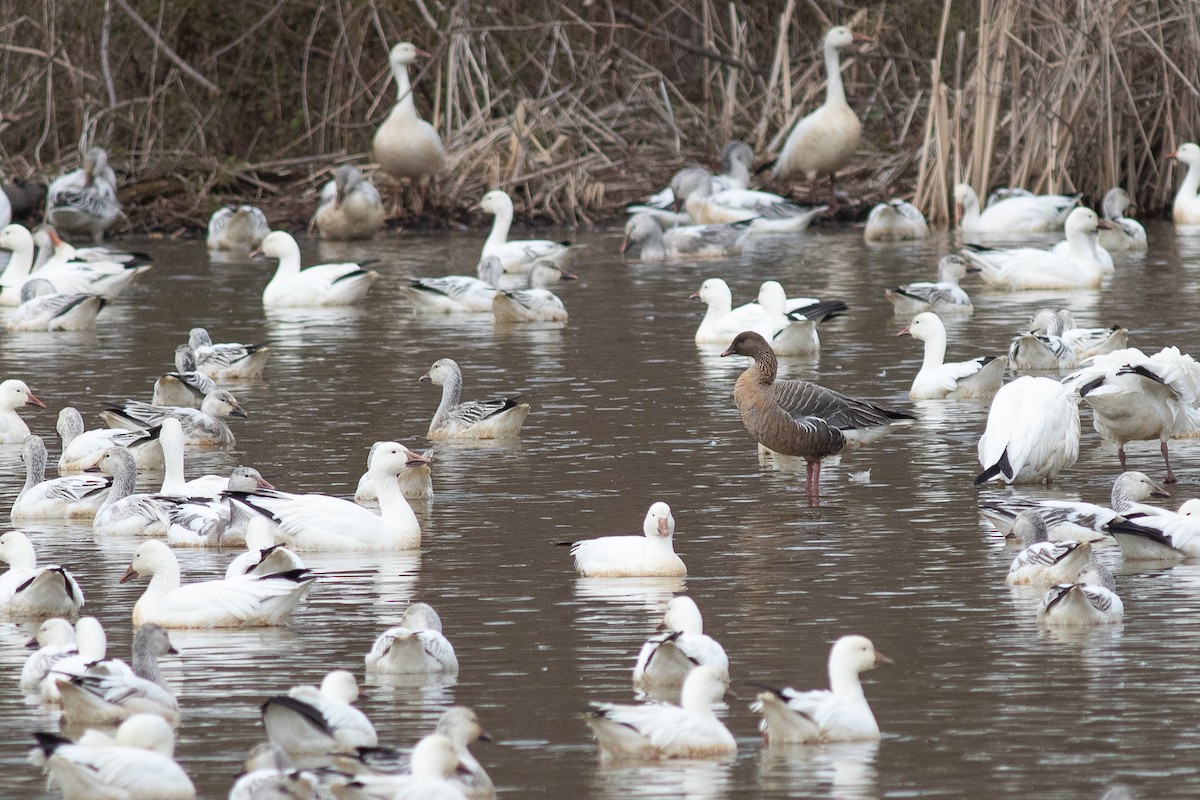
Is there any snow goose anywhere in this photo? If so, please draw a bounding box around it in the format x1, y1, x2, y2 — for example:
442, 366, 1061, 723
621, 213, 750, 261
168, 467, 276, 548
33, 225, 147, 269
332, 735, 469, 800
1097, 188, 1148, 251
421, 358, 530, 439
673, 169, 827, 231
633, 596, 729, 689
979, 471, 1171, 543
365, 602, 459, 675
1045, 309, 1127, 360
120, 539, 314, 628
57, 623, 180, 726
11, 435, 111, 522
1007, 315, 1077, 372
434, 707, 494, 800
229, 442, 422, 551
634, 140, 755, 217
0, 377, 45, 442
355, 441, 432, 502
478, 189, 582, 273
92, 447, 176, 538
207, 204, 270, 250
1006, 511, 1093, 585
962, 208, 1113, 290
752, 634, 892, 744
899, 312, 1006, 400
401, 256, 502, 314
263, 670, 377, 766
492, 262, 573, 323
188, 327, 271, 380
1064, 347, 1200, 483
57, 406, 162, 473
1037, 564, 1123, 627
1168, 142, 1200, 224
885, 255, 976, 316
1105, 499, 1200, 561
21, 617, 77, 691
0, 223, 38, 305
257, 230, 379, 307
692, 278, 847, 356
584, 665, 735, 760
571, 502, 685, 578
721, 332, 914, 497
31, 713, 195, 800
0, 531, 84, 618
773, 26, 871, 194
954, 183, 1077, 234
314, 164, 385, 240
228, 745, 322, 800
101, 389, 246, 447
373, 42, 445, 182
30, 226, 153, 299
45, 146, 121, 241
7, 279, 105, 331
156, 417, 228, 497
224, 519, 305, 579
863, 199, 929, 241
975, 376, 1081, 485
152, 346, 218, 409
39, 616, 108, 702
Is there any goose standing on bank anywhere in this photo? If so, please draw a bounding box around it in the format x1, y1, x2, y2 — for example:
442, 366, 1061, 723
188, 327, 271, 380
421, 358, 530, 439
976, 376, 1081, 485
57, 407, 162, 473
373, 42, 445, 182
1098, 188, 1148, 251
621, 213, 751, 261
773, 26, 871, 196
365, 602, 459, 676
884, 255, 976, 316
571, 502, 685, 578
313, 164, 385, 240
864, 199, 929, 241
954, 183, 1077, 234
0, 531, 84, 618
899, 312, 1006, 400
45, 147, 121, 241
206, 205, 270, 250
256, 230, 379, 307
1168, 142, 1200, 224
11, 435, 111, 522
401, 256, 503, 314
0, 378, 45, 442
102, 390, 247, 447
57, 623, 180, 726
633, 596, 729, 688
963, 208, 1113, 290
478, 189, 582, 273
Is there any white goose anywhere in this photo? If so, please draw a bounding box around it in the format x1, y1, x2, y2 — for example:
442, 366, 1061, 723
262, 670, 377, 762
333, 735, 468, 800
365, 602, 459, 675
1037, 564, 1123, 627
0, 377, 46, 442
773, 26, 870, 192
355, 441, 433, 502
478, 189, 583, 273
633, 596, 729, 688
673, 169, 827, 231
373, 42, 445, 182
157, 417, 228, 497
92, 448, 176, 539
11, 435, 111, 522
57, 406, 162, 473
954, 183, 1077, 234
152, 346, 217, 409
120, 539, 315, 628
257, 230, 379, 307
31, 714, 195, 800
1, 223, 147, 304
101, 390, 246, 447
1005, 511, 1093, 585
863, 199, 929, 241
314, 164, 385, 240
436, 707, 494, 800
975, 376, 1081, 485
621, 213, 751, 261
28, 225, 153, 299
633, 140, 755, 219
1169, 142, 1200, 224
1040, 309, 1127, 360
884, 255, 976, 316
57, 623, 179, 726
1105, 499, 1200, 561
7, 279, 105, 331
21, 618, 78, 691
188, 327, 271, 380
692, 277, 846, 356
572, 502, 685, 577
168, 467, 276, 548
1097, 188, 1148, 251
40, 616, 108, 702
401, 256, 503, 314
752, 635, 892, 744
228, 745, 322, 800
0, 179, 9, 227
899, 312, 1007, 400
584, 666, 735, 759
224, 519, 305, 579
45, 147, 121, 241
492, 261, 573, 323
963, 208, 1113, 290
421, 358, 530, 439
1008, 310, 1077, 372
206, 205, 270, 250
0, 531, 84, 618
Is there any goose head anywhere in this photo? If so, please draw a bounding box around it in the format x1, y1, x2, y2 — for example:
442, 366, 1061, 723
622, 214, 663, 254
134, 623, 178, 658
115, 713, 176, 756
1077, 563, 1117, 593
332, 165, 364, 209
389, 41, 430, 70
319, 670, 360, 704
20, 434, 48, 474
670, 168, 714, 206
1, 379, 46, 411
419, 358, 460, 386
937, 254, 976, 282
689, 277, 732, 309
661, 596, 704, 635
1179, 498, 1200, 517
1111, 471, 1169, 506
56, 406, 85, 442
678, 665, 727, 712
97, 445, 136, 479
74, 616, 107, 660
0, 530, 37, 569
1008, 509, 1050, 548
952, 183, 980, 219
1102, 187, 1132, 220
719, 140, 754, 173
824, 25, 871, 49
1028, 308, 1065, 336
227, 466, 274, 492
1064, 207, 1110, 238
369, 441, 429, 476
121, 540, 177, 583
173, 344, 198, 373
201, 389, 247, 419
897, 311, 945, 342
756, 281, 787, 314
256, 230, 300, 262
642, 502, 675, 539
720, 330, 773, 359
828, 634, 893, 677
83, 147, 109, 187
409, 735, 461, 780
188, 327, 212, 350
399, 601, 444, 633
1168, 142, 1200, 168
436, 706, 492, 745
0, 223, 35, 253
29, 617, 75, 649
478, 189, 514, 218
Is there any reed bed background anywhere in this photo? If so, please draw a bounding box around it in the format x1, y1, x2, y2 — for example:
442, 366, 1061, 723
0, 0, 1196, 233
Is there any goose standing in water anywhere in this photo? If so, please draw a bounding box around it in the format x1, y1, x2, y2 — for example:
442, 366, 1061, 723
571, 502, 685, 578
899, 312, 1006, 400
0, 531, 84, 618
373, 42, 445, 183
365, 602, 459, 676
1097, 188, 1148, 251
0, 378, 45, 442
256, 230, 379, 307
206, 204, 270, 250
45, 147, 121, 241
57, 406, 162, 473
976, 376, 1080, 485
633, 596, 729, 688
421, 358, 530, 439
313, 164, 385, 240
863, 199, 929, 241
57, 623, 180, 725
1168, 142, 1200, 224
954, 183, 1077, 234
884, 255, 976, 316
402, 256, 503, 314
478, 189, 583, 273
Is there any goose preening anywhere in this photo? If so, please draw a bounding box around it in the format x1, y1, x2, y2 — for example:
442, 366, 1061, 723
188, 327, 271, 380
0, 377, 45, 442
584, 665, 734, 760
1037, 564, 1124, 627
206, 204, 270, 250
962, 208, 1113, 290
633, 596, 729, 688
332, 735, 470, 800
478, 189, 583, 273
1031, 309, 1127, 361
57, 406, 162, 473
884, 255, 976, 316
672, 169, 827, 231
373, 42, 445, 182
1105, 499, 1200, 561
365, 602, 459, 675
355, 441, 433, 502
21, 617, 78, 691
31, 714, 196, 800
571, 502, 685, 578
721, 331, 914, 498
752, 634, 892, 744
45, 147, 121, 241
1168, 142, 1200, 224
224, 518, 305, 578
633, 140, 755, 218
262, 670, 377, 765
899, 312, 1007, 400
692, 278, 847, 356
11, 435, 111, 522
314, 164, 386, 240
256, 230, 380, 307
421, 358, 530, 439
954, 183, 1078, 234
979, 471, 1171, 543
0, 531, 84, 618
1007, 326, 1077, 371
621, 213, 751, 261
492, 262, 573, 323
773, 26, 871, 196
975, 376, 1081, 485
401, 256, 503, 314
7, 279, 105, 331
101, 390, 246, 447
1005, 511, 1093, 585
1097, 188, 1148, 251
120, 539, 315, 628
57, 623, 180, 726
152, 346, 218, 409
863, 199, 929, 241
38, 616, 108, 702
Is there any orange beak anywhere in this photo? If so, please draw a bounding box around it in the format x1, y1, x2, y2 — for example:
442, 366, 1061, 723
1166, 151, 1179, 159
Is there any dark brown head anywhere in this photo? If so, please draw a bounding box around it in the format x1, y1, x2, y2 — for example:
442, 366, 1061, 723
720, 331, 771, 358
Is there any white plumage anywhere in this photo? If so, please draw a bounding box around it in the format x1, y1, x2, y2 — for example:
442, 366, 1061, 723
976, 376, 1080, 485
258, 230, 379, 307
572, 502, 685, 577
900, 312, 1006, 400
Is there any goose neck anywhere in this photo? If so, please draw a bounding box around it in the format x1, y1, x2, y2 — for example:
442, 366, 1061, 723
375, 470, 420, 536
0, 232, 35, 287
392, 61, 416, 114
920, 332, 948, 370
824, 41, 848, 107
132, 641, 166, 685
4, 535, 37, 570
106, 460, 138, 503
484, 204, 514, 252
829, 664, 866, 698
22, 443, 47, 495
159, 434, 186, 494
753, 347, 778, 385
432, 375, 463, 430
1180, 160, 1200, 203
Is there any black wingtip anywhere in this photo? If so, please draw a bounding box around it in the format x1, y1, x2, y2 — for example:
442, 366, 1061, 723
975, 449, 1013, 485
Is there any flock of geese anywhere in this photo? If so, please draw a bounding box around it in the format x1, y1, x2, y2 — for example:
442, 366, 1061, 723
4, 22, 1200, 800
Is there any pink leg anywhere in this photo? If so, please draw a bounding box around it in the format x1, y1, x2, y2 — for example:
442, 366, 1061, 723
1162, 441, 1177, 484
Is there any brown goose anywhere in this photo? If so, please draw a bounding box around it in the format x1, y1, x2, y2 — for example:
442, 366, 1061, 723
721, 331, 914, 498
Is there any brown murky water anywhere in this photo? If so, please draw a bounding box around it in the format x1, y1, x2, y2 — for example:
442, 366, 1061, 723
3, 220, 1200, 798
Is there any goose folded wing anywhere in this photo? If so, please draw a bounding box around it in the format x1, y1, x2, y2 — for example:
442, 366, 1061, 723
449, 398, 521, 427
769, 379, 913, 429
